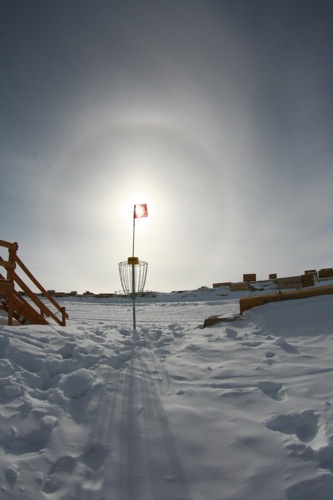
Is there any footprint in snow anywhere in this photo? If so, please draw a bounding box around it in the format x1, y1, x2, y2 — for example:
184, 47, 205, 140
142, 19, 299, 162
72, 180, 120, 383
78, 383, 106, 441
266, 409, 319, 443
119, 328, 132, 337
225, 328, 243, 341
5, 430, 48, 455
257, 381, 286, 401
81, 442, 109, 472
241, 341, 263, 347
5, 466, 18, 488
43, 455, 77, 493
50, 455, 76, 475
274, 337, 299, 354
264, 351, 277, 365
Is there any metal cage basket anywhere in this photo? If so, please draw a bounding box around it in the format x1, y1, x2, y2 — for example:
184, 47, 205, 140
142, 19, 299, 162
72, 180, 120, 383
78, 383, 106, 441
118, 260, 148, 299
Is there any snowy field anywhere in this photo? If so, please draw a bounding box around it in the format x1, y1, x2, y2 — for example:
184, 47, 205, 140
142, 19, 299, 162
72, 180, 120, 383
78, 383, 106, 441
1, 290, 333, 499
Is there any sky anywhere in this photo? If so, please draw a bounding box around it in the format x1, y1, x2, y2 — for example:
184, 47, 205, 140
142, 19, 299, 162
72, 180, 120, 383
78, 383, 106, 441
1, 0, 333, 293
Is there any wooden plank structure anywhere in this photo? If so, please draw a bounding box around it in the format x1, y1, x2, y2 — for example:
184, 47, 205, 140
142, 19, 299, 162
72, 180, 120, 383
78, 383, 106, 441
243, 273, 256, 282
300, 273, 315, 287
240, 284, 333, 315
229, 282, 249, 292
318, 268, 333, 279
0, 240, 68, 326
276, 275, 302, 290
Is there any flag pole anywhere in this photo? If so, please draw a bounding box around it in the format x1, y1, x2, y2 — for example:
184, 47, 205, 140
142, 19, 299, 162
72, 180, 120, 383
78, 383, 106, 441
132, 205, 136, 332
132, 205, 136, 258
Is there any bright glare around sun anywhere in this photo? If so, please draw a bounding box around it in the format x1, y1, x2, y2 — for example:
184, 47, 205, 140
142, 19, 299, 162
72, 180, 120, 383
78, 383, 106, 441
46, 118, 228, 292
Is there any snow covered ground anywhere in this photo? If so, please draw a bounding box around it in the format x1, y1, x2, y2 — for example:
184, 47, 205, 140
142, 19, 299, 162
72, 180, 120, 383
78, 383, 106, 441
1, 289, 333, 499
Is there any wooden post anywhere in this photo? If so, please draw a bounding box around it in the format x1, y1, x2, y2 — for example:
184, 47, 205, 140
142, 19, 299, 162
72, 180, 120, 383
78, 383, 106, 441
61, 307, 67, 326
6, 242, 18, 326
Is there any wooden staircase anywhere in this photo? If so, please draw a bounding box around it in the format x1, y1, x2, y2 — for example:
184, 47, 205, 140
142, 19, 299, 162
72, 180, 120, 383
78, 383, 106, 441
0, 240, 68, 326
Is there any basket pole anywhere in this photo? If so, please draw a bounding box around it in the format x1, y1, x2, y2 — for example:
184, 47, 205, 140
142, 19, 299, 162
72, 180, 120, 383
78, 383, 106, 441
132, 263, 136, 331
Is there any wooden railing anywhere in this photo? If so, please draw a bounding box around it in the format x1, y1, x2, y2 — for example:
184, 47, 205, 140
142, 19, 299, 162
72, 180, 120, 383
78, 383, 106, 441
0, 240, 68, 326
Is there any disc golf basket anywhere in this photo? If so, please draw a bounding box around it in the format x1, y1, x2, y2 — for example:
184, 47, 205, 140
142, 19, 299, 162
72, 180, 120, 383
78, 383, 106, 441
118, 257, 148, 332
118, 258, 148, 300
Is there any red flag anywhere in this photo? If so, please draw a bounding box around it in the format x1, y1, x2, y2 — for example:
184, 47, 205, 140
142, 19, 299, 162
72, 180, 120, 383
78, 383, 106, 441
134, 204, 148, 218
